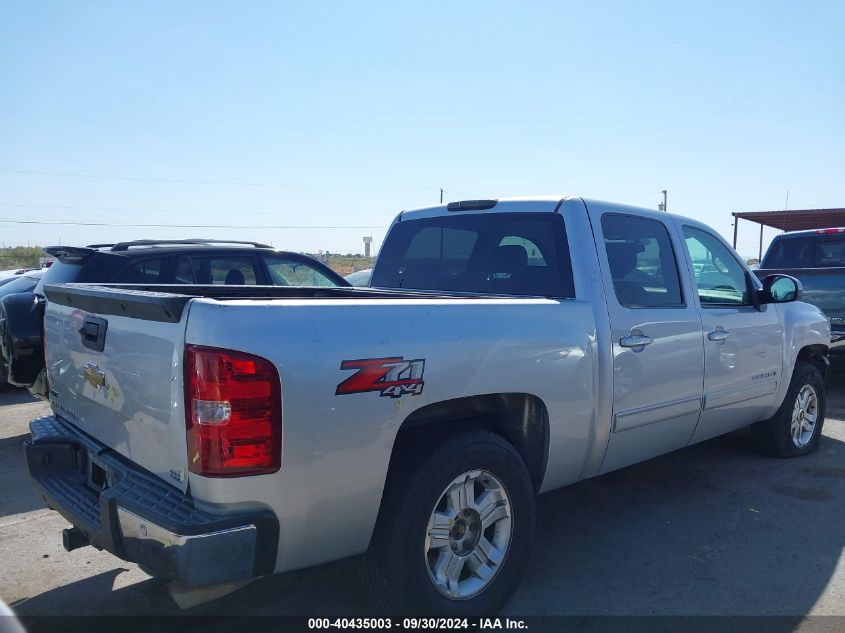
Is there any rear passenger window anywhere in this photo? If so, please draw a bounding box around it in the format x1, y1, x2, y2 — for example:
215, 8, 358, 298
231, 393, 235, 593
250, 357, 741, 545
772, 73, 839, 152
172, 256, 258, 285
371, 213, 574, 297
113, 258, 165, 283
601, 214, 684, 308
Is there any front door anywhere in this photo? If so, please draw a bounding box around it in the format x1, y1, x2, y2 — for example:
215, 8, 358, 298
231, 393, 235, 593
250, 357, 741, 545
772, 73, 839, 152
590, 209, 705, 474
677, 223, 784, 443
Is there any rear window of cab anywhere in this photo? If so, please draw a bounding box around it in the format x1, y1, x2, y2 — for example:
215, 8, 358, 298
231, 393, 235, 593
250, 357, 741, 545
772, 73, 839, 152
371, 212, 575, 297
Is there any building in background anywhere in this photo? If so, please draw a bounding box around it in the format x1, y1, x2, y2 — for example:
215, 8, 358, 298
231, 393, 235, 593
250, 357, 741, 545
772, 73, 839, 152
733, 208, 845, 261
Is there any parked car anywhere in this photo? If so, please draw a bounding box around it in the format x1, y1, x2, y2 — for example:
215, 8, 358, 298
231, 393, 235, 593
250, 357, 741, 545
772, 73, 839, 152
0, 268, 45, 295
24, 198, 830, 615
0, 267, 39, 284
345, 267, 372, 286
756, 228, 845, 357
0, 239, 347, 391
0, 269, 46, 388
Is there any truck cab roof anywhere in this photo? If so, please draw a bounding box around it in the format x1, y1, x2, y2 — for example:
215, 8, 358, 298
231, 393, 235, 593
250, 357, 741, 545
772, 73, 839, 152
399, 196, 567, 222
398, 195, 699, 228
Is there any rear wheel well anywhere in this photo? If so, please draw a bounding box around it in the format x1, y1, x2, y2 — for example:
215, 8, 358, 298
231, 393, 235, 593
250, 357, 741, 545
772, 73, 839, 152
388, 393, 549, 493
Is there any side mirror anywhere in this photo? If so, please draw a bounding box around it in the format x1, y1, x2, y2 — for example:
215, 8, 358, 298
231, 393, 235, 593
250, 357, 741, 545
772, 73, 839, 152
761, 274, 803, 304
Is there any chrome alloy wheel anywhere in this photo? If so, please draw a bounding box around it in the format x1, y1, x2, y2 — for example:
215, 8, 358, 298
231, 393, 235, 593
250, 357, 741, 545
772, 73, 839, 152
424, 469, 512, 599
791, 384, 819, 448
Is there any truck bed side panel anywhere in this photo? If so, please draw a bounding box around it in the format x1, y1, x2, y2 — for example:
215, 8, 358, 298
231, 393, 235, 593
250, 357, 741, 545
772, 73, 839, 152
183, 297, 597, 573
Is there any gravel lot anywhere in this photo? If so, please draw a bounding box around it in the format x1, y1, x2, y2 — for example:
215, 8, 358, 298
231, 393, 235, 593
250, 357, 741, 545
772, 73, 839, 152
1, 372, 844, 618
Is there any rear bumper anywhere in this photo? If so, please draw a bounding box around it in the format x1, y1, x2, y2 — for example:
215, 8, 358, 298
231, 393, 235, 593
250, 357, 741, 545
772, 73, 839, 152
25, 415, 279, 586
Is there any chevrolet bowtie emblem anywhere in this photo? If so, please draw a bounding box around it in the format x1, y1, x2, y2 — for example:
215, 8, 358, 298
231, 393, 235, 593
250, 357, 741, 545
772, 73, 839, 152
83, 362, 106, 389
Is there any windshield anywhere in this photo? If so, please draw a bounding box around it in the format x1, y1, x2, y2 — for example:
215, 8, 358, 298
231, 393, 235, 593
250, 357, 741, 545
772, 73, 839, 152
763, 235, 845, 268
263, 256, 340, 287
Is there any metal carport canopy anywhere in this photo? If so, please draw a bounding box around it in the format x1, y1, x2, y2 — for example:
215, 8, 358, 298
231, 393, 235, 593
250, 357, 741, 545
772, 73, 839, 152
732, 208, 845, 258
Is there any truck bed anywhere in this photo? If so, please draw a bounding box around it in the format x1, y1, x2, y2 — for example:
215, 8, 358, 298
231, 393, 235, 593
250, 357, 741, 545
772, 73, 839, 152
44, 283, 538, 323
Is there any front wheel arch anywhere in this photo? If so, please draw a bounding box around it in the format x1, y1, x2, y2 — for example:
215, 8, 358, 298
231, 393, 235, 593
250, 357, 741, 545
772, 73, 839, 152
795, 343, 830, 385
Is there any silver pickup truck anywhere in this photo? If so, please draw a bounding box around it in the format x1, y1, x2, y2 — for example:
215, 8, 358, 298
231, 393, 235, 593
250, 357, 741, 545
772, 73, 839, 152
25, 197, 831, 614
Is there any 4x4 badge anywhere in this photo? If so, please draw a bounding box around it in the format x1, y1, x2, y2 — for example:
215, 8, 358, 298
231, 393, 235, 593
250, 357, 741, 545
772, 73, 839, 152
335, 357, 425, 398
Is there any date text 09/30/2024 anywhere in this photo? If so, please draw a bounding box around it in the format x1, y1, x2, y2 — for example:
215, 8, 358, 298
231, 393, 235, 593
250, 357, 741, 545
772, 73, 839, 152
307, 618, 528, 630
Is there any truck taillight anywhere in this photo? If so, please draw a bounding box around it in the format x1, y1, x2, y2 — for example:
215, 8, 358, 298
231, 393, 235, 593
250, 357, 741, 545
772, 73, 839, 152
184, 345, 282, 477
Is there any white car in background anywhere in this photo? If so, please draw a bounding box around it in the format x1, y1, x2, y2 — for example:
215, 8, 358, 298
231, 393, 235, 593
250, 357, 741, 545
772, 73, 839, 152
345, 268, 372, 286
0, 267, 39, 284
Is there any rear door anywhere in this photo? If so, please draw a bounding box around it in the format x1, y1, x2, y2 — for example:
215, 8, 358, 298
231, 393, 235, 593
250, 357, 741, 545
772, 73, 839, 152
587, 207, 705, 474
677, 222, 783, 442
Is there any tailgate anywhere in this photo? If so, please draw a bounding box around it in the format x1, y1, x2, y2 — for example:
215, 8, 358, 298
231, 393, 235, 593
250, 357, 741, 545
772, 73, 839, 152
43, 284, 193, 492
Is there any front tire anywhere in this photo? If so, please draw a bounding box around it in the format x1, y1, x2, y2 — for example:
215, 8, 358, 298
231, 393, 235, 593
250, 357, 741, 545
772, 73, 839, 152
752, 361, 826, 457
363, 430, 535, 615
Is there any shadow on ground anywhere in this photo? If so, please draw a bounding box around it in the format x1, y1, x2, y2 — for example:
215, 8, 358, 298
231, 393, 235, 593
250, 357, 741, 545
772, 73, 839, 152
12, 424, 845, 622
0, 433, 45, 517
827, 365, 845, 418
0, 388, 38, 406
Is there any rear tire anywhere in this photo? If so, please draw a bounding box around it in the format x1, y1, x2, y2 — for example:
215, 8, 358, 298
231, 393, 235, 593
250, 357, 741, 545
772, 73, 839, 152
752, 361, 826, 457
362, 429, 535, 615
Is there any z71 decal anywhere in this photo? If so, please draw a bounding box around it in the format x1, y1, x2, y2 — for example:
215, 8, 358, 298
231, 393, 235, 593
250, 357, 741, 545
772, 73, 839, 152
335, 357, 425, 398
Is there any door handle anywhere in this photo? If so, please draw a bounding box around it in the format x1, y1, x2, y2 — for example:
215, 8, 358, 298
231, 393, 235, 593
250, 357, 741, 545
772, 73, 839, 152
620, 334, 654, 349
708, 327, 731, 342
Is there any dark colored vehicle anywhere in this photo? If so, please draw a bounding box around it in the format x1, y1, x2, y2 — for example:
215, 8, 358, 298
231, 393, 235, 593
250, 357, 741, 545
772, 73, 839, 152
0, 269, 45, 296
0, 239, 347, 393
757, 228, 845, 356
0, 269, 46, 388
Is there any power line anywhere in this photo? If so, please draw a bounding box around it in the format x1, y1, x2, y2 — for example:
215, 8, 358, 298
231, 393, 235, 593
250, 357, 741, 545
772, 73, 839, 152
0, 202, 391, 217
0, 168, 438, 191
0, 218, 382, 229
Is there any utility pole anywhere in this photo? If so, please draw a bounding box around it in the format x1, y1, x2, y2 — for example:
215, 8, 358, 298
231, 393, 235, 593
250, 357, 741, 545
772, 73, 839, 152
732, 214, 738, 249
440, 188, 444, 204
658, 189, 668, 212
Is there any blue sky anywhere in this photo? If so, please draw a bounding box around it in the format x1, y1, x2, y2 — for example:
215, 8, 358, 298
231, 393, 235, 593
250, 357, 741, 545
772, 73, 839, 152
1, 0, 842, 258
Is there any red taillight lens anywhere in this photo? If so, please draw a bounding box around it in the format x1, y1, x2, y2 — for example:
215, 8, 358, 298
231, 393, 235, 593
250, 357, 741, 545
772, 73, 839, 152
184, 345, 282, 477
